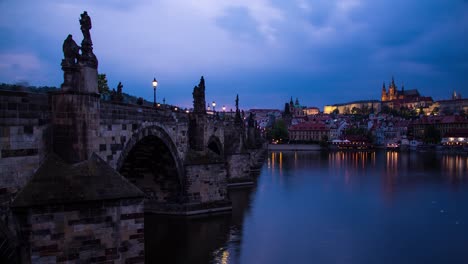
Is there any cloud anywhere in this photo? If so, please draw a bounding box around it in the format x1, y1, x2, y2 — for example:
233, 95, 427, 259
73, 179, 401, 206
0, 52, 52, 84
0, 0, 467, 108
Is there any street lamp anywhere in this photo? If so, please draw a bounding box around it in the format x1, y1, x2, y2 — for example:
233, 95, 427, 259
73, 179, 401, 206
212, 101, 216, 112
222, 105, 226, 112
152, 78, 158, 107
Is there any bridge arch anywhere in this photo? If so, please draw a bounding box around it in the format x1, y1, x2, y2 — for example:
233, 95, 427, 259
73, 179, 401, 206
116, 125, 185, 202
207, 135, 223, 156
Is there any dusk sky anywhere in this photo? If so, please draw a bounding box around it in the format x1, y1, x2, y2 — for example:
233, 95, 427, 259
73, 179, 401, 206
1, 0, 467, 110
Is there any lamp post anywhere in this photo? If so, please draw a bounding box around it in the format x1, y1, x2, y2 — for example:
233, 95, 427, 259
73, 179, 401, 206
212, 101, 216, 112
152, 78, 158, 107
222, 105, 226, 112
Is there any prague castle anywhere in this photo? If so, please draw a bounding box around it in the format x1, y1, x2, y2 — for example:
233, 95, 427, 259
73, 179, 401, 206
381, 76, 421, 102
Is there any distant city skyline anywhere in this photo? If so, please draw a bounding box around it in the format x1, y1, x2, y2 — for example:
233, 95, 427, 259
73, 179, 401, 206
1, 1, 467, 109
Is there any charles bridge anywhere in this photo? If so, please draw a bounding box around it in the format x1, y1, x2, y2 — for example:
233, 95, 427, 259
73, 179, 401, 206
0, 12, 265, 263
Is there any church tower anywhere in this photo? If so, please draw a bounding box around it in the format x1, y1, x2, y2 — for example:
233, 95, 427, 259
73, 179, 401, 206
389, 76, 397, 100
381, 82, 388, 101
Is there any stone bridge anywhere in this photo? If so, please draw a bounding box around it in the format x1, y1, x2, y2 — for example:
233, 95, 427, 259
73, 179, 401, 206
0, 11, 265, 263
0, 78, 259, 212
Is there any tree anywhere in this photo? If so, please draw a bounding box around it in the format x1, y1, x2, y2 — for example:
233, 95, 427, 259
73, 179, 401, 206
332, 108, 339, 115
361, 104, 370, 115
381, 105, 391, 114
98, 74, 110, 94
418, 106, 425, 116
137, 97, 144, 105
267, 119, 288, 143
283, 103, 291, 116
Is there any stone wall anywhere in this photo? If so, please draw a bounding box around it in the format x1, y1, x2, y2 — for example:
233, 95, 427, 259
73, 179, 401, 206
225, 153, 251, 182
185, 163, 228, 203
98, 102, 190, 170
15, 199, 144, 264
51, 91, 100, 163
0, 91, 51, 222
204, 118, 225, 152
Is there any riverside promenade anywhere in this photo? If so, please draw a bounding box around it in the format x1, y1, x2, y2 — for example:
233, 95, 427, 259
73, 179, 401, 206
267, 144, 321, 151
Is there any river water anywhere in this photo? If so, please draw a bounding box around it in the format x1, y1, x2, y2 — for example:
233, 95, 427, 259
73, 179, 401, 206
146, 151, 468, 264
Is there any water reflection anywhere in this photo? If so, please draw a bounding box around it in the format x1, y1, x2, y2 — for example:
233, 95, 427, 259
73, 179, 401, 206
147, 151, 468, 264
442, 155, 468, 184
146, 187, 255, 264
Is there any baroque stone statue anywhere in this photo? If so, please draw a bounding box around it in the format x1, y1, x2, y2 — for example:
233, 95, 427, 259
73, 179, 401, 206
79, 11, 98, 68
192, 76, 206, 114
80, 11, 92, 43
62, 34, 80, 65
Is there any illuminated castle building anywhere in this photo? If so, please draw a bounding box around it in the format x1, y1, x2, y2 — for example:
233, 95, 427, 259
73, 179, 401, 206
381, 76, 420, 102
381, 77, 433, 110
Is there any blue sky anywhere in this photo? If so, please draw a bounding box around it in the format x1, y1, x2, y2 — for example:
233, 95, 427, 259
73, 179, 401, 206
1, 0, 467, 110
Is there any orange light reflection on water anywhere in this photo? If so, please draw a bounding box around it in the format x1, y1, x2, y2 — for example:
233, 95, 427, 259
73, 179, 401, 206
442, 155, 468, 182
328, 151, 376, 186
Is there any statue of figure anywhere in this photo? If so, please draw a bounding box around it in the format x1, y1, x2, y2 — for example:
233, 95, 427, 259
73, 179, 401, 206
235, 94, 242, 124
248, 112, 255, 127
117, 82, 123, 94
78, 11, 98, 68
192, 76, 206, 114
111, 82, 124, 102
80, 11, 92, 41
62, 34, 80, 64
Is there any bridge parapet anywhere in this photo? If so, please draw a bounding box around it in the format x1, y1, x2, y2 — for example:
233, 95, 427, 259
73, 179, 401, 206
0, 90, 51, 202
97, 101, 190, 169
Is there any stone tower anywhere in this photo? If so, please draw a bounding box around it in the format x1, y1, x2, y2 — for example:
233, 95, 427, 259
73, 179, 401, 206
389, 76, 397, 100
381, 82, 387, 101
52, 11, 100, 163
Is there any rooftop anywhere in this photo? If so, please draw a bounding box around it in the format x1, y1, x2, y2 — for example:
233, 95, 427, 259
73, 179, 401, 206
12, 153, 144, 208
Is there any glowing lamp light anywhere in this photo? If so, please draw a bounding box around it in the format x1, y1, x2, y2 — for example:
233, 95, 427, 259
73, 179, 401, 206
152, 77, 158, 107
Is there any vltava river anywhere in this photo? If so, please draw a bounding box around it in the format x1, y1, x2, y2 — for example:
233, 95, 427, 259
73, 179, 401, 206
146, 151, 468, 264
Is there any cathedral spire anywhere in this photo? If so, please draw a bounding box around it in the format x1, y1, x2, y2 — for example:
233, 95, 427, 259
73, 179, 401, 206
382, 82, 386, 91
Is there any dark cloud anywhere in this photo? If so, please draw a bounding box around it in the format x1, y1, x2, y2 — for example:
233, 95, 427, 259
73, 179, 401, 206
216, 7, 262, 42
0, 0, 467, 109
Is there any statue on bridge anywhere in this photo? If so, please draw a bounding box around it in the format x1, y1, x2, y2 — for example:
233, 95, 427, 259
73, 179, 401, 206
60, 11, 98, 92
79, 11, 98, 68
80, 11, 92, 44
62, 34, 80, 65
192, 76, 206, 114
235, 94, 242, 124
